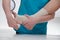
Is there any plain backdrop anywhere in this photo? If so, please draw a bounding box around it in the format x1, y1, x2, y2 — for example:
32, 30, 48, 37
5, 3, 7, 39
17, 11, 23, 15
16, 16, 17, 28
0, 0, 60, 35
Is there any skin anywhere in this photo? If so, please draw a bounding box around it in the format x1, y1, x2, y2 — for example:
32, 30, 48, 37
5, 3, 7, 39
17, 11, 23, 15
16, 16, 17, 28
2, 0, 60, 30
2, 0, 20, 30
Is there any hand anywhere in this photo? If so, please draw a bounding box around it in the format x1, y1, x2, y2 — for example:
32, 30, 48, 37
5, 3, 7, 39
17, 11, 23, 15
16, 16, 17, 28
23, 15, 38, 30
6, 11, 21, 30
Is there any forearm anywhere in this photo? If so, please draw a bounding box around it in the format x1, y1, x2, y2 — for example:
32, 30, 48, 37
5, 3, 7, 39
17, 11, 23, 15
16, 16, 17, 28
31, 0, 59, 18
2, 0, 12, 17
36, 13, 55, 23
44, 0, 60, 14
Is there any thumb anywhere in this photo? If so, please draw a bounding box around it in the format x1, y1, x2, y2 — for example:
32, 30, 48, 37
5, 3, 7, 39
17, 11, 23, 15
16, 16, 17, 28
12, 11, 17, 18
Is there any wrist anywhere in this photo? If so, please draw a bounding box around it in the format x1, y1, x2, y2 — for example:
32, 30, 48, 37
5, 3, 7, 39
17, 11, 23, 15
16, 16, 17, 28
32, 16, 40, 24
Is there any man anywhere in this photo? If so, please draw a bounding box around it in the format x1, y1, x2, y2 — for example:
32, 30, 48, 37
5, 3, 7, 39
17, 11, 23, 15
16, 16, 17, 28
2, 0, 60, 34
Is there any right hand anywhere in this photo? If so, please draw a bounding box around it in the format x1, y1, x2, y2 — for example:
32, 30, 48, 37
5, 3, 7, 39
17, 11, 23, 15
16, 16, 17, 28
6, 12, 20, 30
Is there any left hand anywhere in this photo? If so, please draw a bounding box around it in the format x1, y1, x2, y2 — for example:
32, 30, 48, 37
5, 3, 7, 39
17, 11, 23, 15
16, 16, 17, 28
23, 14, 38, 30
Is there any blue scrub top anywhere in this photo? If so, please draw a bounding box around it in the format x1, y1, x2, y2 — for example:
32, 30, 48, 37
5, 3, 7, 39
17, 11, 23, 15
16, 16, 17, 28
15, 0, 50, 34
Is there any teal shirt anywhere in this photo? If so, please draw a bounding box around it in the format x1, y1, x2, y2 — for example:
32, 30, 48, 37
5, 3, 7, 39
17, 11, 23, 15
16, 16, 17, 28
15, 0, 50, 34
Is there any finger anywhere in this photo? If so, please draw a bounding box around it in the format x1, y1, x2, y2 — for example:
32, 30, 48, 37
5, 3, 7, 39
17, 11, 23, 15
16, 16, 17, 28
12, 11, 17, 18
9, 23, 18, 30
12, 21, 19, 30
14, 25, 18, 30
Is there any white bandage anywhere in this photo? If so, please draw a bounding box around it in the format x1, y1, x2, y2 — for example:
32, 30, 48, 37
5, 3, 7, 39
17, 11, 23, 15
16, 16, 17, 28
15, 15, 27, 30
16, 15, 27, 23
31, 8, 48, 17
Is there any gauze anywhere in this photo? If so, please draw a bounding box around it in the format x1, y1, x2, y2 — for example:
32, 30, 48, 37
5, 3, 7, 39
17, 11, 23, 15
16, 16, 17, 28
16, 15, 28, 23
15, 15, 27, 30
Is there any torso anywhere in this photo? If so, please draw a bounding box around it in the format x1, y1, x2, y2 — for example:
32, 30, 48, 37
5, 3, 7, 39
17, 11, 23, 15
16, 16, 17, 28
16, 0, 50, 34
